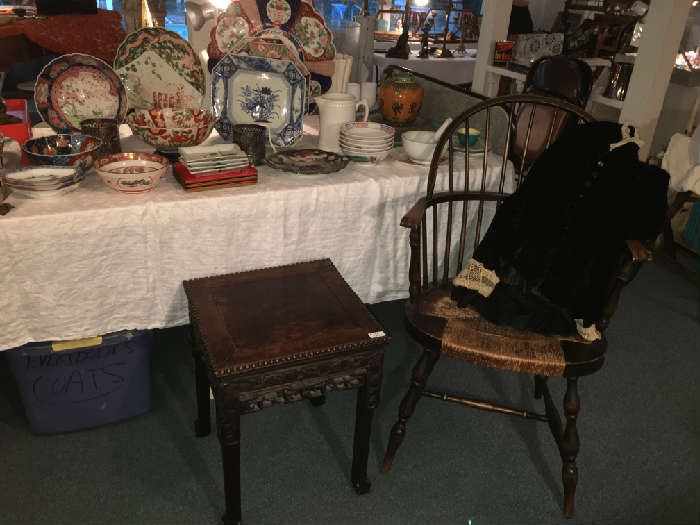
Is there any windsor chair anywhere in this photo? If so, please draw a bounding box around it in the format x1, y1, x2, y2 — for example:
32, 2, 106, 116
380, 93, 645, 517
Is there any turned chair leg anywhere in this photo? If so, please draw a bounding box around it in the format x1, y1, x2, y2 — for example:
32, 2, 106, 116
381, 347, 440, 472
560, 377, 580, 518
309, 395, 327, 407
534, 375, 546, 400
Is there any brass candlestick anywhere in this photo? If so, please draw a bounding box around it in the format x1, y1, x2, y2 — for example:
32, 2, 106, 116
418, 17, 434, 58
456, 12, 466, 55
437, 0, 454, 58
386, 0, 412, 59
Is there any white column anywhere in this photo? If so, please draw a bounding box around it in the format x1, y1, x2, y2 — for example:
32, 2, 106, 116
619, 0, 693, 160
471, 0, 512, 96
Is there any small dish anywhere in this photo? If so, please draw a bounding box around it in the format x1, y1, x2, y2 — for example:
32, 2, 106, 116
3, 165, 82, 187
457, 127, 481, 147
339, 121, 394, 141
179, 143, 246, 163
265, 149, 349, 174
341, 147, 391, 162
338, 135, 394, 149
94, 152, 168, 194
9, 182, 82, 199
3, 166, 85, 198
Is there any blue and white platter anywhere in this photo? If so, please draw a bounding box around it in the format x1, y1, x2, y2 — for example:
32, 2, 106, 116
211, 54, 306, 148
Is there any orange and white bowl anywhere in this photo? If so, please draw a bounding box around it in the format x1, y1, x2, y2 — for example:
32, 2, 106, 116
94, 152, 168, 194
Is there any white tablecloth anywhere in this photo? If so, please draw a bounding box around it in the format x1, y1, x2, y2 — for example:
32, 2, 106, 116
0, 118, 512, 351
374, 52, 477, 85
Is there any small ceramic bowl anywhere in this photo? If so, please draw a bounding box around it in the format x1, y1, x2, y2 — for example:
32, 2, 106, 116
402, 131, 439, 163
94, 152, 168, 194
127, 108, 215, 152
457, 127, 481, 147
22, 134, 102, 168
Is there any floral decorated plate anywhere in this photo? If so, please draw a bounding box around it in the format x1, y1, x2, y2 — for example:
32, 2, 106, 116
212, 55, 306, 148
34, 53, 127, 133
207, 0, 332, 94
114, 27, 205, 109
289, 1, 335, 62
265, 148, 349, 174
207, 2, 261, 60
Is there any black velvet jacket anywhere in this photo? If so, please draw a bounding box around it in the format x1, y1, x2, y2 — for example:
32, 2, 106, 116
452, 122, 670, 335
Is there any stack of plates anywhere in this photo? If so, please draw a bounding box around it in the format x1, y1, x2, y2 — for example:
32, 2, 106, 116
339, 122, 395, 162
2, 166, 84, 199
179, 144, 250, 174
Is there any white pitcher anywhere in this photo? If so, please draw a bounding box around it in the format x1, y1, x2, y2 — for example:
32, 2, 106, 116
316, 93, 369, 152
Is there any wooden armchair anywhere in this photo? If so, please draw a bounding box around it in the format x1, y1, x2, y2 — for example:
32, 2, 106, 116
380, 94, 648, 517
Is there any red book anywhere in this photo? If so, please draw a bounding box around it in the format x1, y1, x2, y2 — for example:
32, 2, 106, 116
172, 163, 258, 192
173, 163, 258, 184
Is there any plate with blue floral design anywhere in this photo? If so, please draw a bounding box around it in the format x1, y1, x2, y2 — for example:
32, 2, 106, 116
211, 55, 306, 148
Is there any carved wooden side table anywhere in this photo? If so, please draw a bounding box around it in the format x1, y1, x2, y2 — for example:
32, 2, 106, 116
183, 259, 389, 525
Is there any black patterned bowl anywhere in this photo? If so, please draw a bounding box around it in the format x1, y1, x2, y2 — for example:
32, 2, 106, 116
22, 134, 102, 168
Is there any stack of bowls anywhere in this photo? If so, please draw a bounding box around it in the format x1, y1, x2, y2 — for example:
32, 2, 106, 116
2, 165, 85, 199
339, 122, 395, 162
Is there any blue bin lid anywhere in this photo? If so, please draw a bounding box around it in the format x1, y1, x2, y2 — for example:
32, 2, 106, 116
13, 330, 151, 355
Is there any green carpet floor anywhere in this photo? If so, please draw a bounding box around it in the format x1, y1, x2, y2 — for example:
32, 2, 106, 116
1, 261, 698, 524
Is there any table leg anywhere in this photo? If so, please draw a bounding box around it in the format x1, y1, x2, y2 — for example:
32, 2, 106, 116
351, 355, 383, 494
216, 389, 242, 525
192, 329, 211, 437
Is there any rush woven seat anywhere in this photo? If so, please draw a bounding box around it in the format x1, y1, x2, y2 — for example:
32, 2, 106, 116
407, 288, 603, 377
380, 94, 651, 518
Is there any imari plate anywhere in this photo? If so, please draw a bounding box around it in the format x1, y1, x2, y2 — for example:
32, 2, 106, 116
265, 148, 349, 174
207, 0, 333, 93
207, 2, 261, 60
290, 1, 335, 61
114, 27, 205, 109
212, 55, 306, 148
34, 53, 127, 133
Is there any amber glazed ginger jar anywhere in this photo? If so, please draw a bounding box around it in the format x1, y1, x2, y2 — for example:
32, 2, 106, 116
379, 72, 424, 125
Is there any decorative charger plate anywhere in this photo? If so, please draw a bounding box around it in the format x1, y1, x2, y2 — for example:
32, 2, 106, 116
212, 55, 306, 148
265, 149, 350, 174
114, 27, 205, 109
208, 0, 334, 62
207, 0, 333, 94
34, 53, 128, 133
289, 1, 335, 62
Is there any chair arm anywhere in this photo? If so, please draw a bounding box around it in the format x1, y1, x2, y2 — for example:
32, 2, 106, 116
401, 197, 428, 229
597, 239, 650, 331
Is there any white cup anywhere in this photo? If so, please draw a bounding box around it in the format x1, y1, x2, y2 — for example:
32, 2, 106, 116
361, 81, 377, 109
346, 82, 361, 100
